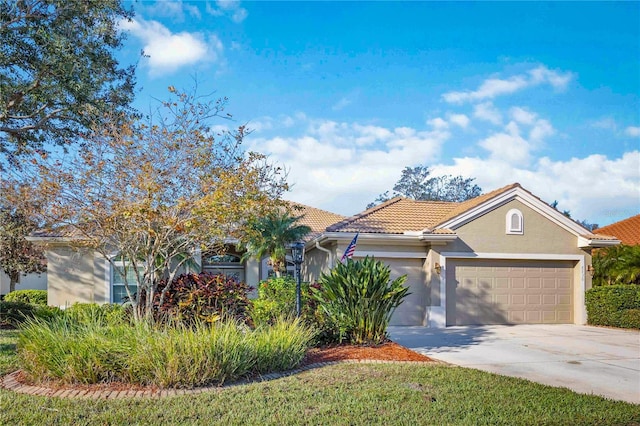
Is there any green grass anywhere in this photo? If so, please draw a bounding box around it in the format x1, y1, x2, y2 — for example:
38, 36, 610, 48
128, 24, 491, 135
0, 331, 638, 425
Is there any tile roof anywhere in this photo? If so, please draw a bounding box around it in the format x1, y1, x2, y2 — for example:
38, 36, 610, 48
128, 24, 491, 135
327, 197, 459, 234
593, 214, 640, 245
289, 203, 346, 239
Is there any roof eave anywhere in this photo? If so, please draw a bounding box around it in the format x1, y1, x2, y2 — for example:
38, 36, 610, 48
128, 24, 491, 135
578, 237, 621, 249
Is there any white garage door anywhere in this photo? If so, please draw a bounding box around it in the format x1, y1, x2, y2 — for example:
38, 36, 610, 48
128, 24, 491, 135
446, 259, 574, 326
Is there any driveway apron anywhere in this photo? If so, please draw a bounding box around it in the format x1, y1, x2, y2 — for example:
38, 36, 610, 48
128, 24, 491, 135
389, 324, 640, 404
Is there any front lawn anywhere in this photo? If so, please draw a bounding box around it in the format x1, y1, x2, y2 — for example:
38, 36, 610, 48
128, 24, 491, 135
0, 330, 638, 425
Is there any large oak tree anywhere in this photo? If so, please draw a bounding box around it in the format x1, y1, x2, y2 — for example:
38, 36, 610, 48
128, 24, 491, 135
0, 0, 136, 167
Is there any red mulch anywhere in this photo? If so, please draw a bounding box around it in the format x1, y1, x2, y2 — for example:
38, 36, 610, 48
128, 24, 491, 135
303, 341, 432, 365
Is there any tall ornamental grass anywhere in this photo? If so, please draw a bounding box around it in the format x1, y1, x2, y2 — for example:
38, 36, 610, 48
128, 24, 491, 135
313, 256, 409, 345
17, 317, 313, 388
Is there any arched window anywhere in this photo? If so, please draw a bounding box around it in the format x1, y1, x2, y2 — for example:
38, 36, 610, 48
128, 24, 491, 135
506, 209, 524, 235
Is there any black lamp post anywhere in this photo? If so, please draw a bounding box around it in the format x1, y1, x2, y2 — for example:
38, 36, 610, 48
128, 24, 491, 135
290, 241, 305, 317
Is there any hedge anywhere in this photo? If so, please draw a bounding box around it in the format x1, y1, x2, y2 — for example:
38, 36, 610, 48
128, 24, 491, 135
4, 290, 48, 306
585, 285, 640, 329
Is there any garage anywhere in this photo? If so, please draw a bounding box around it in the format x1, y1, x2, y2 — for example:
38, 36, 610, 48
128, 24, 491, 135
384, 258, 428, 326
445, 259, 574, 326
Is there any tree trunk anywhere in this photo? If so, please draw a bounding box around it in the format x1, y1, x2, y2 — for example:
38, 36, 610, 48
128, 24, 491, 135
8, 271, 19, 293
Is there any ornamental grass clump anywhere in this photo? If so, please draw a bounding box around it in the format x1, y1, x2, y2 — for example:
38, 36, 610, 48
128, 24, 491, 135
313, 256, 409, 345
17, 316, 311, 388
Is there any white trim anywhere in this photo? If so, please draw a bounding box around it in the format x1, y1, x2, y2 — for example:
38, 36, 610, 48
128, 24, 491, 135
353, 251, 427, 259
426, 251, 587, 328
505, 208, 524, 235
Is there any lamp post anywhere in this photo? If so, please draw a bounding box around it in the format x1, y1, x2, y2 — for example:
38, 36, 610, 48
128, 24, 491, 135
290, 241, 305, 317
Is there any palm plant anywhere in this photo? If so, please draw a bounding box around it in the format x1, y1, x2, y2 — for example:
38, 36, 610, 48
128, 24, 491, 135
241, 212, 311, 277
593, 245, 640, 286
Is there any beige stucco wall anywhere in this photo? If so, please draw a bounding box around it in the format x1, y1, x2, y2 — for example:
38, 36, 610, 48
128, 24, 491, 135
0, 269, 47, 295
46, 246, 104, 307
445, 200, 586, 255
303, 244, 335, 283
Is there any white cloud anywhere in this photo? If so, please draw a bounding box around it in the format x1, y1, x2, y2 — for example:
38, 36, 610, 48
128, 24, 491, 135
479, 122, 531, 165
529, 119, 554, 143
442, 65, 574, 104
473, 102, 502, 125
510, 107, 536, 125
206, 0, 248, 23
428, 117, 449, 130
431, 151, 640, 226
247, 117, 449, 213
625, 126, 640, 137
120, 18, 223, 76
144, 1, 202, 21
448, 114, 470, 128
591, 117, 617, 130
332, 97, 352, 111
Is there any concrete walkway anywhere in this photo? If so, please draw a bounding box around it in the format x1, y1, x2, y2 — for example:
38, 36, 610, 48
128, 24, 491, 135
389, 324, 640, 404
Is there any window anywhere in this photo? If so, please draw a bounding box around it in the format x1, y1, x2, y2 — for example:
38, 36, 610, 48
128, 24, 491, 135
202, 251, 245, 283
506, 209, 524, 235
111, 262, 142, 304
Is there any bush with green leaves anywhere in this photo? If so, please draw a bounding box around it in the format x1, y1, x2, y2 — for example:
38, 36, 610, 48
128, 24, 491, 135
4, 290, 47, 306
0, 301, 61, 327
586, 285, 640, 329
312, 256, 409, 345
251, 277, 313, 325
17, 317, 312, 388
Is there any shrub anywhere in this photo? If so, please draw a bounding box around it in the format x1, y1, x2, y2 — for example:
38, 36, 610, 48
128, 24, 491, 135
17, 317, 312, 388
153, 273, 253, 325
251, 277, 311, 325
4, 290, 47, 306
585, 285, 640, 329
313, 256, 409, 345
0, 301, 36, 327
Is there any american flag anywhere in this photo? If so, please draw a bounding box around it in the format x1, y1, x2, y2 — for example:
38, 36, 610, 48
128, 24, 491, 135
340, 233, 359, 263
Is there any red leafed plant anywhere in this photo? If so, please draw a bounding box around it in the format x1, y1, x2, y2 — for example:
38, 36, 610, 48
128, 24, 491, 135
153, 273, 254, 326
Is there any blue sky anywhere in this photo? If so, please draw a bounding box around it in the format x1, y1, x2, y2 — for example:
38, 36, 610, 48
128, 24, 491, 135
119, 1, 640, 227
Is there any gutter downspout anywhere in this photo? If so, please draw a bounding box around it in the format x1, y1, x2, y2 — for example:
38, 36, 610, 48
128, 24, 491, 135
315, 241, 334, 268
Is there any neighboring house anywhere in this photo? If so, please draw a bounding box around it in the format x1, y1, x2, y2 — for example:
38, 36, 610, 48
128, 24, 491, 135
0, 269, 47, 297
593, 214, 640, 246
303, 183, 618, 328
29, 183, 620, 328
27, 204, 344, 307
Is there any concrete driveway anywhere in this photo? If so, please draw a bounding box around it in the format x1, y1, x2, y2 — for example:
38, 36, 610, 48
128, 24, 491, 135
389, 324, 640, 404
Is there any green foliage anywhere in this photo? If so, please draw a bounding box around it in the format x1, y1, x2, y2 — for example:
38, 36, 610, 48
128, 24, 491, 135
0, 0, 136, 165
368, 165, 481, 208
313, 257, 409, 345
592, 245, 640, 286
3, 289, 47, 306
585, 285, 640, 329
17, 317, 312, 388
0, 300, 59, 326
152, 273, 253, 325
0, 301, 35, 326
241, 211, 311, 276
0, 207, 47, 293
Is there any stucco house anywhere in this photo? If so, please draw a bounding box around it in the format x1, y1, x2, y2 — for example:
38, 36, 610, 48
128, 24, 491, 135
593, 214, 640, 246
302, 183, 618, 327
30, 183, 619, 328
